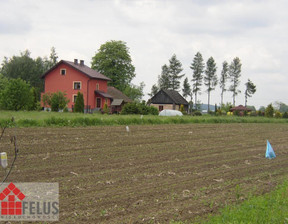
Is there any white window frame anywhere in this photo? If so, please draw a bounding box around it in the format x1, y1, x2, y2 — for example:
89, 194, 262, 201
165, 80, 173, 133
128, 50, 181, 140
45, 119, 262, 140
60, 69, 66, 75
73, 81, 82, 90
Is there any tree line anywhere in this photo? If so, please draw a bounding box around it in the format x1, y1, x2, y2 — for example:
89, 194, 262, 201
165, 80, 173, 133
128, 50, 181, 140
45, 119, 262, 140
149, 52, 256, 111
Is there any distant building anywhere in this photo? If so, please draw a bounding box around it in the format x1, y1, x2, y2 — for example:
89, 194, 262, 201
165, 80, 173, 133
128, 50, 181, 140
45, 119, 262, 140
107, 86, 132, 113
149, 89, 188, 112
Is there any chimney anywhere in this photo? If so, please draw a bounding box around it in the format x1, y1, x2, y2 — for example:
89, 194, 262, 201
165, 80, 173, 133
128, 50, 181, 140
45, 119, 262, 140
74, 59, 78, 65
80, 60, 84, 66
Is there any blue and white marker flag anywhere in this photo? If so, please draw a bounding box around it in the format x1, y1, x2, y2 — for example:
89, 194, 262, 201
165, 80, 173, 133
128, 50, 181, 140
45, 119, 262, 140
265, 140, 276, 159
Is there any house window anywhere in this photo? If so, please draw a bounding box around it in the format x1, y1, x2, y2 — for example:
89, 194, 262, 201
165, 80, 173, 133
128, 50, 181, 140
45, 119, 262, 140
73, 82, 81, 90
60, 69, 66, 75
159, 105, 164, 111
96, 83, 99, 90
96, 98, 101, 108
73, 94, 77, 103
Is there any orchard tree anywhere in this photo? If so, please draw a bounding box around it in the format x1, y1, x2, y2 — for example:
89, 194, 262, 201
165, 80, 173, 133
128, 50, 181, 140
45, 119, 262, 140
168, 54, 184, 91
204, 56, 217, 112
244, 79, 256, 107
91, 40, 136, 92
229, 57, 242, 106
220, 61, 229, 107
190, 52, 204, 109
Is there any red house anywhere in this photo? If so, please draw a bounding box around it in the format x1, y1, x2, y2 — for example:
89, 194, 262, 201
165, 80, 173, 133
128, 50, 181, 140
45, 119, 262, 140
41, 59, 112, 112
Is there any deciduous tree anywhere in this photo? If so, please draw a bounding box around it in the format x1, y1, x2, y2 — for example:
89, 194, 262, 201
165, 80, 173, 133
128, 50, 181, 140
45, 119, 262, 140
91, 40, 136, 92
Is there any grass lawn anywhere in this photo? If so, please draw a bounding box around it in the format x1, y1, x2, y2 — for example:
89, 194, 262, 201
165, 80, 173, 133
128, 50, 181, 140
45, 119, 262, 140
0, 110, 287, 127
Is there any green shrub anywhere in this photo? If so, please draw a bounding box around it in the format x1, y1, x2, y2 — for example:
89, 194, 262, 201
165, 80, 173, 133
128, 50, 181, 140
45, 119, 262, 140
0, 78, 34, 111
282, 111, 288, 118
74, 92, 84, 113
275, 111, 282, 118
265, 104, 274, 118
193, 111, 202, 116
121, 102, 157, 115
102, 103, 109, 114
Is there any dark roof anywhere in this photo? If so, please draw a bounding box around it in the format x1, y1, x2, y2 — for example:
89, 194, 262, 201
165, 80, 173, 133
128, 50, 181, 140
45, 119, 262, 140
107, 86, 132, 103
150, 89, 188, 105
230, 105, 252, 112
41, 60, 111, 81
94, 90, 113, 98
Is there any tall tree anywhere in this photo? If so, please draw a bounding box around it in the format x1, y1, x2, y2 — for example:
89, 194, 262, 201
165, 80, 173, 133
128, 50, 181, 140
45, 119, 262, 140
219, 61, 229, 107
0, 48, 58, 98
244, 79, 256, 107
149, 84, 159, 97
0, 78, 34, 111
123, 82, 145, 102
168, 54, 184, 91
229, 57, 242, 106
190, 52, 204, 109
182, 77, 192, 100
204, 57, 217, 112
91, 40, 136, 92
158, 64, 171, 89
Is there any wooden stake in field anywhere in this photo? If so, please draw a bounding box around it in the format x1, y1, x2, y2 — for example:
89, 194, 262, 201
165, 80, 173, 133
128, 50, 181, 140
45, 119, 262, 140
126, 126, 130, 134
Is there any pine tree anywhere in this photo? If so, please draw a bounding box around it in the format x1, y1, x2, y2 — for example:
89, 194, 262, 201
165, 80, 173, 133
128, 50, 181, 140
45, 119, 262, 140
229, 57, 242, 106
158, 64, 170, 89
204, 57, 217, 112
168, 54, 184, 91
149, 84, 159, 97
182, 77, 192, 100
190, 52, 204, 109
220, 61, 228, 107
244, 79, 256, 107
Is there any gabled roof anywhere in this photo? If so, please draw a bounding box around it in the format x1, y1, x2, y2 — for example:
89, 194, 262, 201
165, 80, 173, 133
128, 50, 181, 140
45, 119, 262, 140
107, 86, 132, 103
94, 90, 113, 99
150, 89, 188, 105
41, 60, 111, 81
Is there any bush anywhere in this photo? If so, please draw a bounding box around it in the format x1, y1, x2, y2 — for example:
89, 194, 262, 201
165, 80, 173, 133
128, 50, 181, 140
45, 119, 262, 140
265, 104, 274, 118
275, 111, 282, 118
74, 92, 84, 113
283, 112, 288, 118
121, 102, 158, 115
43, 91, 69, 112
102, 103, 109, 114
0, 78, 34, 111
193, 111, 202, 116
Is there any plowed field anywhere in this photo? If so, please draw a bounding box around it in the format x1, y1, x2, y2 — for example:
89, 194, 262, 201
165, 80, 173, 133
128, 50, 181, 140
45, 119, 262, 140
1, 123, 288, 223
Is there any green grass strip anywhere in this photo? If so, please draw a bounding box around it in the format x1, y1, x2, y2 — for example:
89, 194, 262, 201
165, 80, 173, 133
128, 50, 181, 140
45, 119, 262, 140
170, 181, 288, 224
0, 111, 288, 127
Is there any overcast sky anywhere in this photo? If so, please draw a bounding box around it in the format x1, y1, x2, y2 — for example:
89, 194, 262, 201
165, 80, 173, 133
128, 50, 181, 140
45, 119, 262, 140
1, 0, 288, 109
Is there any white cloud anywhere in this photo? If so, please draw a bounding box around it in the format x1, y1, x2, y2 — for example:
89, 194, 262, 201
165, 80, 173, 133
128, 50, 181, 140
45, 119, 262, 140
0, 0, 288, 109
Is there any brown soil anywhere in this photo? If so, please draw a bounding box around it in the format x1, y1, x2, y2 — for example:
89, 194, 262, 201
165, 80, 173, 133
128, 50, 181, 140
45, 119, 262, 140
1, 123, 287, 223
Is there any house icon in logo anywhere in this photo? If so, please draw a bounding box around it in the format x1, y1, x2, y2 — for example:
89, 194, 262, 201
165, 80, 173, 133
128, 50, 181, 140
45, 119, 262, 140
0, 183, 25, 215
